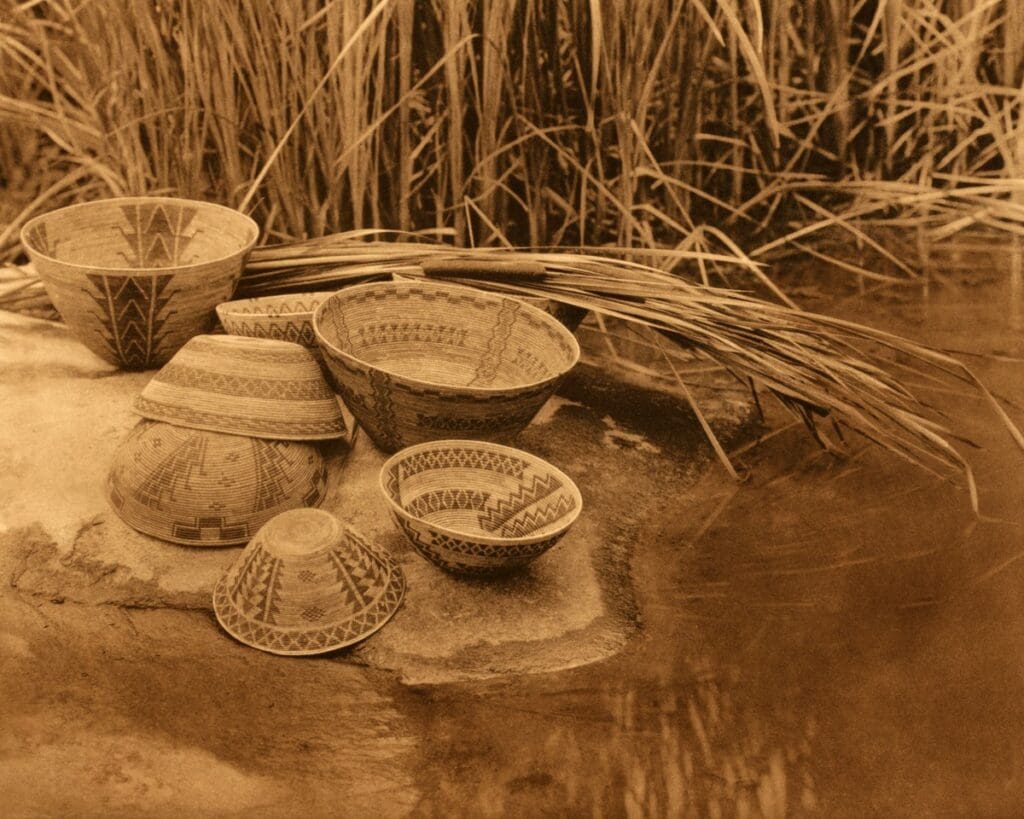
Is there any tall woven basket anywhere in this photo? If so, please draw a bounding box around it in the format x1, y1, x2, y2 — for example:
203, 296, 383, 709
21, 197, 258, 370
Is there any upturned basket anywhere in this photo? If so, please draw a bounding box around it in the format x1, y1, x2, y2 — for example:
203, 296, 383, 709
213, 508, 406, 655
380, 439, 582, 574
216, 292, 333, 348
21, 196, 258, 370
134, 334, 347, 440
313, 280, 580, 452
106, 420, 328, 546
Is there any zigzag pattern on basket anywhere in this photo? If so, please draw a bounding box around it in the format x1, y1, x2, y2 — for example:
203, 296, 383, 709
230, 547, 284, 624
228, 298, 325, 317
222, 319, 317, 347
84, 273, 176, 369
116, 201, 200, 268
133, 396, 345, 437
469, 299, 519, 387
397, 446, 528, 480
353, 321, 470, 350
406, 488, 491, 519
394, 515, 562, 561
327, 545, 386, 611
155, 363, 333, 400
213, 563, 404, 654
492, 494, 579, 539
477, 473, 564, 532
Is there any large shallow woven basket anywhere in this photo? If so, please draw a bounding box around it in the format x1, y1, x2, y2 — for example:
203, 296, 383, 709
380, 439, 582, 574
216, 292, 333, 348
313, 280, 580, 452
213, 508, 405, 655
21, 196, 258, 370
106, 420, 328, 546
134, 334, 347, 440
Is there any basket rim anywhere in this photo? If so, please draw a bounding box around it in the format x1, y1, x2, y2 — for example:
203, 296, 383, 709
378, 438, 583, 547
216, 291, 334, 319
20, 195, 259, 274
312, 280, 581, 395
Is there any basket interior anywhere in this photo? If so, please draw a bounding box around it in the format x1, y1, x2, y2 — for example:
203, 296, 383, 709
385, 446, 579, 540
319, 284, 578, 389
25, 199, 256, 269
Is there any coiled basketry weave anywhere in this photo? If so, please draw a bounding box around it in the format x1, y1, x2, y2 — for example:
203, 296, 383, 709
313, 280, 580, 452
21, 196, 258, 370
380, 439, 582, 574
216, 292, 333, 348
213, 508, 405, 655
106, 420, 328, 546
134, 334, 347, 440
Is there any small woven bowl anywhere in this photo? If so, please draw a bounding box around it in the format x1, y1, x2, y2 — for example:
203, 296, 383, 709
393, 272, 587, 332
21, 196, 258, 370
313, 280, 580, 452
380, 439, 583, 574
106, 420, 328, 546
213, 508, 406, 655
216, 292, 333, 348
134, 334, 347, 440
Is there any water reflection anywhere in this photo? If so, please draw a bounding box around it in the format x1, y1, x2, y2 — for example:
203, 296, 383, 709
410, 260, 1024, 817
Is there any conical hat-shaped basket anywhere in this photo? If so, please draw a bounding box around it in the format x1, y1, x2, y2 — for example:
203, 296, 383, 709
213, 508, 406, 655
20, 196, 258, 370
134, 334, 347, 440
106, 420, 328, 546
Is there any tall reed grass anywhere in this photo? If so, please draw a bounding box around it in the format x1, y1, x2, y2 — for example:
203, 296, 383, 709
3, 0, 1024, 273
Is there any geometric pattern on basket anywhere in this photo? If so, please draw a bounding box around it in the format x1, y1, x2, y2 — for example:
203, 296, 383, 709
132, 396, 345, 439
222, 319, 317, 347
314, 281, 580, 451
397, 446, 528, 480
83, 273, 177, 369
406, 488, 491, 520
106, 421, 327, 546
393, 514, 564, 573
154, 363, 334, 401
116, 201, 200, 267
213, 567, 404, 655
212, 528, 406, 655
469, 299, 520, 386
476, 472, 564, 532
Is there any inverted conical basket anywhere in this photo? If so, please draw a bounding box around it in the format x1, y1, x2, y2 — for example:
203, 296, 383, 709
106, 420, 328, 546
21, 196, 258, 370
313, 280, 580, 452
213, 508, 406, 655
216, 292, 333, 348
380, 439, 583, 574
134, 334, 347, 440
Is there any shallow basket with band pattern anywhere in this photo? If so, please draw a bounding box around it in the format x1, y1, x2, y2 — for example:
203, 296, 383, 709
216, 292, 333, 348
213, 508, 406, 655
21, 196, 258, 370
106, 420, 328, 546
380, 439, 583, 574
313, 280, 580, 453
134, 334, 347, 440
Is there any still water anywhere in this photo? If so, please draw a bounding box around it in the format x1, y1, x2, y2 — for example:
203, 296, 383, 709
406, 256, 1024, 817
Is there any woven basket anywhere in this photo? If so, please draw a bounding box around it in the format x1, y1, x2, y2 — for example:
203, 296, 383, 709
216, 292, 333, 348
380, 439, 582, 574
106, 420, 328, 546
313, 280, 580, 452
134, 334, 347, 440
21, 196, 258, 370
213, 508, 405, 655
393, 272, 587, 332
